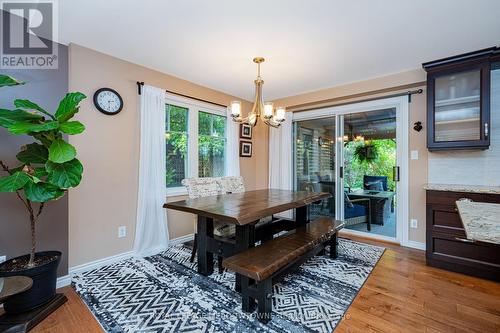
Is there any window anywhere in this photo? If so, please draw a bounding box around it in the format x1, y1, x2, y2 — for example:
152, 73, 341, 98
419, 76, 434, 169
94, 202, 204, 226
198, 111, 226, 177
166, 104, 188, 188
165, 96, 227, 192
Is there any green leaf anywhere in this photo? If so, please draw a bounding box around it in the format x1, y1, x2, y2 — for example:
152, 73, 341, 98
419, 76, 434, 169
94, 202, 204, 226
8, 121, 59, 135
14, 99, 54, 120
33, 168, 48, 179
16, 143, 49, 164
59, 121, 85, 135
0, 75, 24, 87
48, 139, 76, 163
25, 182, 64, 202
0, 172, 31, 192
0, 108, 43, 128
55, 92, 86, 122
46, 158, 83, 189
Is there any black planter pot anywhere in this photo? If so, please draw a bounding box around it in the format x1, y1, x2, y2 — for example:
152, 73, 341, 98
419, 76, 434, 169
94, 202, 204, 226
0, 251, 61, 313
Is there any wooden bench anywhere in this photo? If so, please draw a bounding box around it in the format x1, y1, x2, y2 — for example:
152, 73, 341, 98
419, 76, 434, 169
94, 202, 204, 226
223, 217, 345, 323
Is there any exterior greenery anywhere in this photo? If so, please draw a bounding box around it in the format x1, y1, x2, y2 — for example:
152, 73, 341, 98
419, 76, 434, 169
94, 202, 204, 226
0, 74, 86, 266
344, 139, 396, 191
165, 104, 226, 187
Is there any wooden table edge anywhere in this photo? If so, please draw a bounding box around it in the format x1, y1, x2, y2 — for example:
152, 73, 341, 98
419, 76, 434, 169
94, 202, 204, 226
164, 191, 332, 226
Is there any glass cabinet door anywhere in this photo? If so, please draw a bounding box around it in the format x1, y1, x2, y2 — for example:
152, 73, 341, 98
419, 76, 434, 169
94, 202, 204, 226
434, 70, 481, 142
426, 60, 490, 151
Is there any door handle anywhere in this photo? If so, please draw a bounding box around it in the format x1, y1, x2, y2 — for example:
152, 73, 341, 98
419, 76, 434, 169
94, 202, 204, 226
454, 237, 475, 243
393, 166, 400, 182
339, 166, 344, 179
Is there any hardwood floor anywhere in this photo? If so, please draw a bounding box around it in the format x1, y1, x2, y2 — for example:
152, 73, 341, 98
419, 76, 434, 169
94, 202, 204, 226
28, 235, 500, 333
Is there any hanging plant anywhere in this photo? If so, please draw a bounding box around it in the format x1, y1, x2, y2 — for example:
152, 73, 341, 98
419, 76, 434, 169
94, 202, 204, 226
354, 143, 378, 163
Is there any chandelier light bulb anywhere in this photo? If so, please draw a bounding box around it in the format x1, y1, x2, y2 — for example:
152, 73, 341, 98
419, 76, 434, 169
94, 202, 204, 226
231, 101, 241, 117
275, 107, 286, 121
264, 102, 274, 118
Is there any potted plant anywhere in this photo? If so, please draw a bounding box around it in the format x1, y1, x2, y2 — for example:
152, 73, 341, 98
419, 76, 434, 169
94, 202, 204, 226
0, 74, 86, 313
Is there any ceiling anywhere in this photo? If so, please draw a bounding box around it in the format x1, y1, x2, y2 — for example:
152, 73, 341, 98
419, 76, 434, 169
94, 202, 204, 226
59, 0, 500, 101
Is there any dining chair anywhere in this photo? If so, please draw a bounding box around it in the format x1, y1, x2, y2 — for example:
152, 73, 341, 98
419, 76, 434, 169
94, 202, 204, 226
181, 177, 233, 273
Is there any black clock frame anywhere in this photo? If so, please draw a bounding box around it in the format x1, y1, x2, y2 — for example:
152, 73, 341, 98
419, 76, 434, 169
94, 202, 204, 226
93, 88, 124, 115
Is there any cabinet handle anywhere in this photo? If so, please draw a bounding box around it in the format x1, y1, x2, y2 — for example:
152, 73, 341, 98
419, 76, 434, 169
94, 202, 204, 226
485, 122, 489, 138
454, 237, 475, 243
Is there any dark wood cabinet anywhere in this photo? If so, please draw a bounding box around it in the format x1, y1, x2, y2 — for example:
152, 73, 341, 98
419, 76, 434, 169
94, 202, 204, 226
426, 190, 500, 281
423, 47, 499, 151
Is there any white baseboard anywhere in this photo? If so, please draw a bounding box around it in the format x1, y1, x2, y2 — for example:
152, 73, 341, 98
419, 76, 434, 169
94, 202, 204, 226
57, 274, 71, 288
404, 240, 426, 251
70, 251, 135, 276
56, 236, 194, 289
169, 233, 194, 246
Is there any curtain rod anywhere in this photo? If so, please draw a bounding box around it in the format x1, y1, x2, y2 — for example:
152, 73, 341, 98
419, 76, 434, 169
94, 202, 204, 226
289, 83, 425, 113
136, 81, 227, 108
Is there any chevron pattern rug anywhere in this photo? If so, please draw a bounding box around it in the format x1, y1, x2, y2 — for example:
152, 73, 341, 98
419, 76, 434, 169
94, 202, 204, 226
73, 238, 384, 332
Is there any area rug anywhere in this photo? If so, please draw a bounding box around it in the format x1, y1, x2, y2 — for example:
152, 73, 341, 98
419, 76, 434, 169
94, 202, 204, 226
73, 238, 384, 333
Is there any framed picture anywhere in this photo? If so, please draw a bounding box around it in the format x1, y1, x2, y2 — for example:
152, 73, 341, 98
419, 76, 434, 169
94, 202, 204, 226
240, 124, 252, 139
239, 141, 252, 157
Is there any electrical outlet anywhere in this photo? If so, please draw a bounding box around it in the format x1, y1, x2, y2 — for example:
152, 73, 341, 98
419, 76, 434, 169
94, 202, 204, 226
410, 219, 418, 229
118, 226, 127, 238
0, 255, 6, 263
411, 150, 419, 160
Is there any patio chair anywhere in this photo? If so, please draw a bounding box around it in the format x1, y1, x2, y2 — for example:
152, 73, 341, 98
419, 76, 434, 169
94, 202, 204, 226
363, 175, 388, 191
345, 192, 371, 231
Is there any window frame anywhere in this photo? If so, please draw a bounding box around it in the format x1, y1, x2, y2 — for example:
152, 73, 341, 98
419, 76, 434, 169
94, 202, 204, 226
165, 93, 227, 197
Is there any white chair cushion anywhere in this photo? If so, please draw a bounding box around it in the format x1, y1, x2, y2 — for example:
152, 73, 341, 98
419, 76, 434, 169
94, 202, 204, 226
217, 176, 245, 194
182, 177, 221, 199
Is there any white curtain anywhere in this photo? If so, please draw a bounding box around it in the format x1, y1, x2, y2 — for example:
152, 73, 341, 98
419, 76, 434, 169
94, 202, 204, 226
134, 85, 169, 257
225, 107, 240, 176
269, 112, 293, 218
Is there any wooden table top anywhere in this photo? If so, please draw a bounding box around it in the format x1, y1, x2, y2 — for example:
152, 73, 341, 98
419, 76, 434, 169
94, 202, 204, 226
0, 276, 33, 303
164, 189, 331, 225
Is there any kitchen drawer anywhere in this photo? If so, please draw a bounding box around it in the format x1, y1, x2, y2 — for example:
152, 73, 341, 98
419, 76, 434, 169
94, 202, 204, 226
428, 204, 464, 231
432, 233, 500, 265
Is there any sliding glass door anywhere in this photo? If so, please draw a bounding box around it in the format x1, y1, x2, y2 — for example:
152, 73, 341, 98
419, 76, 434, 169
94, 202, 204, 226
293, 117, 336, 220
340, 109, 398, 238
293, 96, 408, 243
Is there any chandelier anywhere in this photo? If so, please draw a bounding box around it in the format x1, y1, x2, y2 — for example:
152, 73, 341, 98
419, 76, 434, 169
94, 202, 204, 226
230, 57, 286, 128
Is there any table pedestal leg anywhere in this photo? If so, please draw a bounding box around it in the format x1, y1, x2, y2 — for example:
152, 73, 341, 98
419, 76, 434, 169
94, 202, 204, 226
234, 223, 255, 292
296, 205, 309, 227
197, 216, 214, 276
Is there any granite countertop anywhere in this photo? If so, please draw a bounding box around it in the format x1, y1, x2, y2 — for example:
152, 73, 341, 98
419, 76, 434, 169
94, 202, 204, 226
424, 184, 500, 194
455, 200, 500, 245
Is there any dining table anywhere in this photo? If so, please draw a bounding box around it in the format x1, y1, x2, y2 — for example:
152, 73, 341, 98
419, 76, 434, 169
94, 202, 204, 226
164, 189, 331, 290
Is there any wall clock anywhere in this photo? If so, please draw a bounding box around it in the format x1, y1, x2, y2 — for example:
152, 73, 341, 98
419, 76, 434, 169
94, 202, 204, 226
93, 88, 123, 115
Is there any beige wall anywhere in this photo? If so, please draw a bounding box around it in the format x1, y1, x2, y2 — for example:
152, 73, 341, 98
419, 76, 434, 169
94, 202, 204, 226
273, 69, 428, 244
68, 44, 268, 266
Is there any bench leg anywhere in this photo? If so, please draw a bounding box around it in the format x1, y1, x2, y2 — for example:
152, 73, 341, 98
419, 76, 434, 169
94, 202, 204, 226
257, 279, 272, 323
235, 224, 255, 292
239, 275, 255, 312
330, 233, 338, 259
317, 247, 325, 256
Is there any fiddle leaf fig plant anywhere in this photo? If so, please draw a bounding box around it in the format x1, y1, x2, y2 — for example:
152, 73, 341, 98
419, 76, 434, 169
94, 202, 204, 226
0, 74, 86, 267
